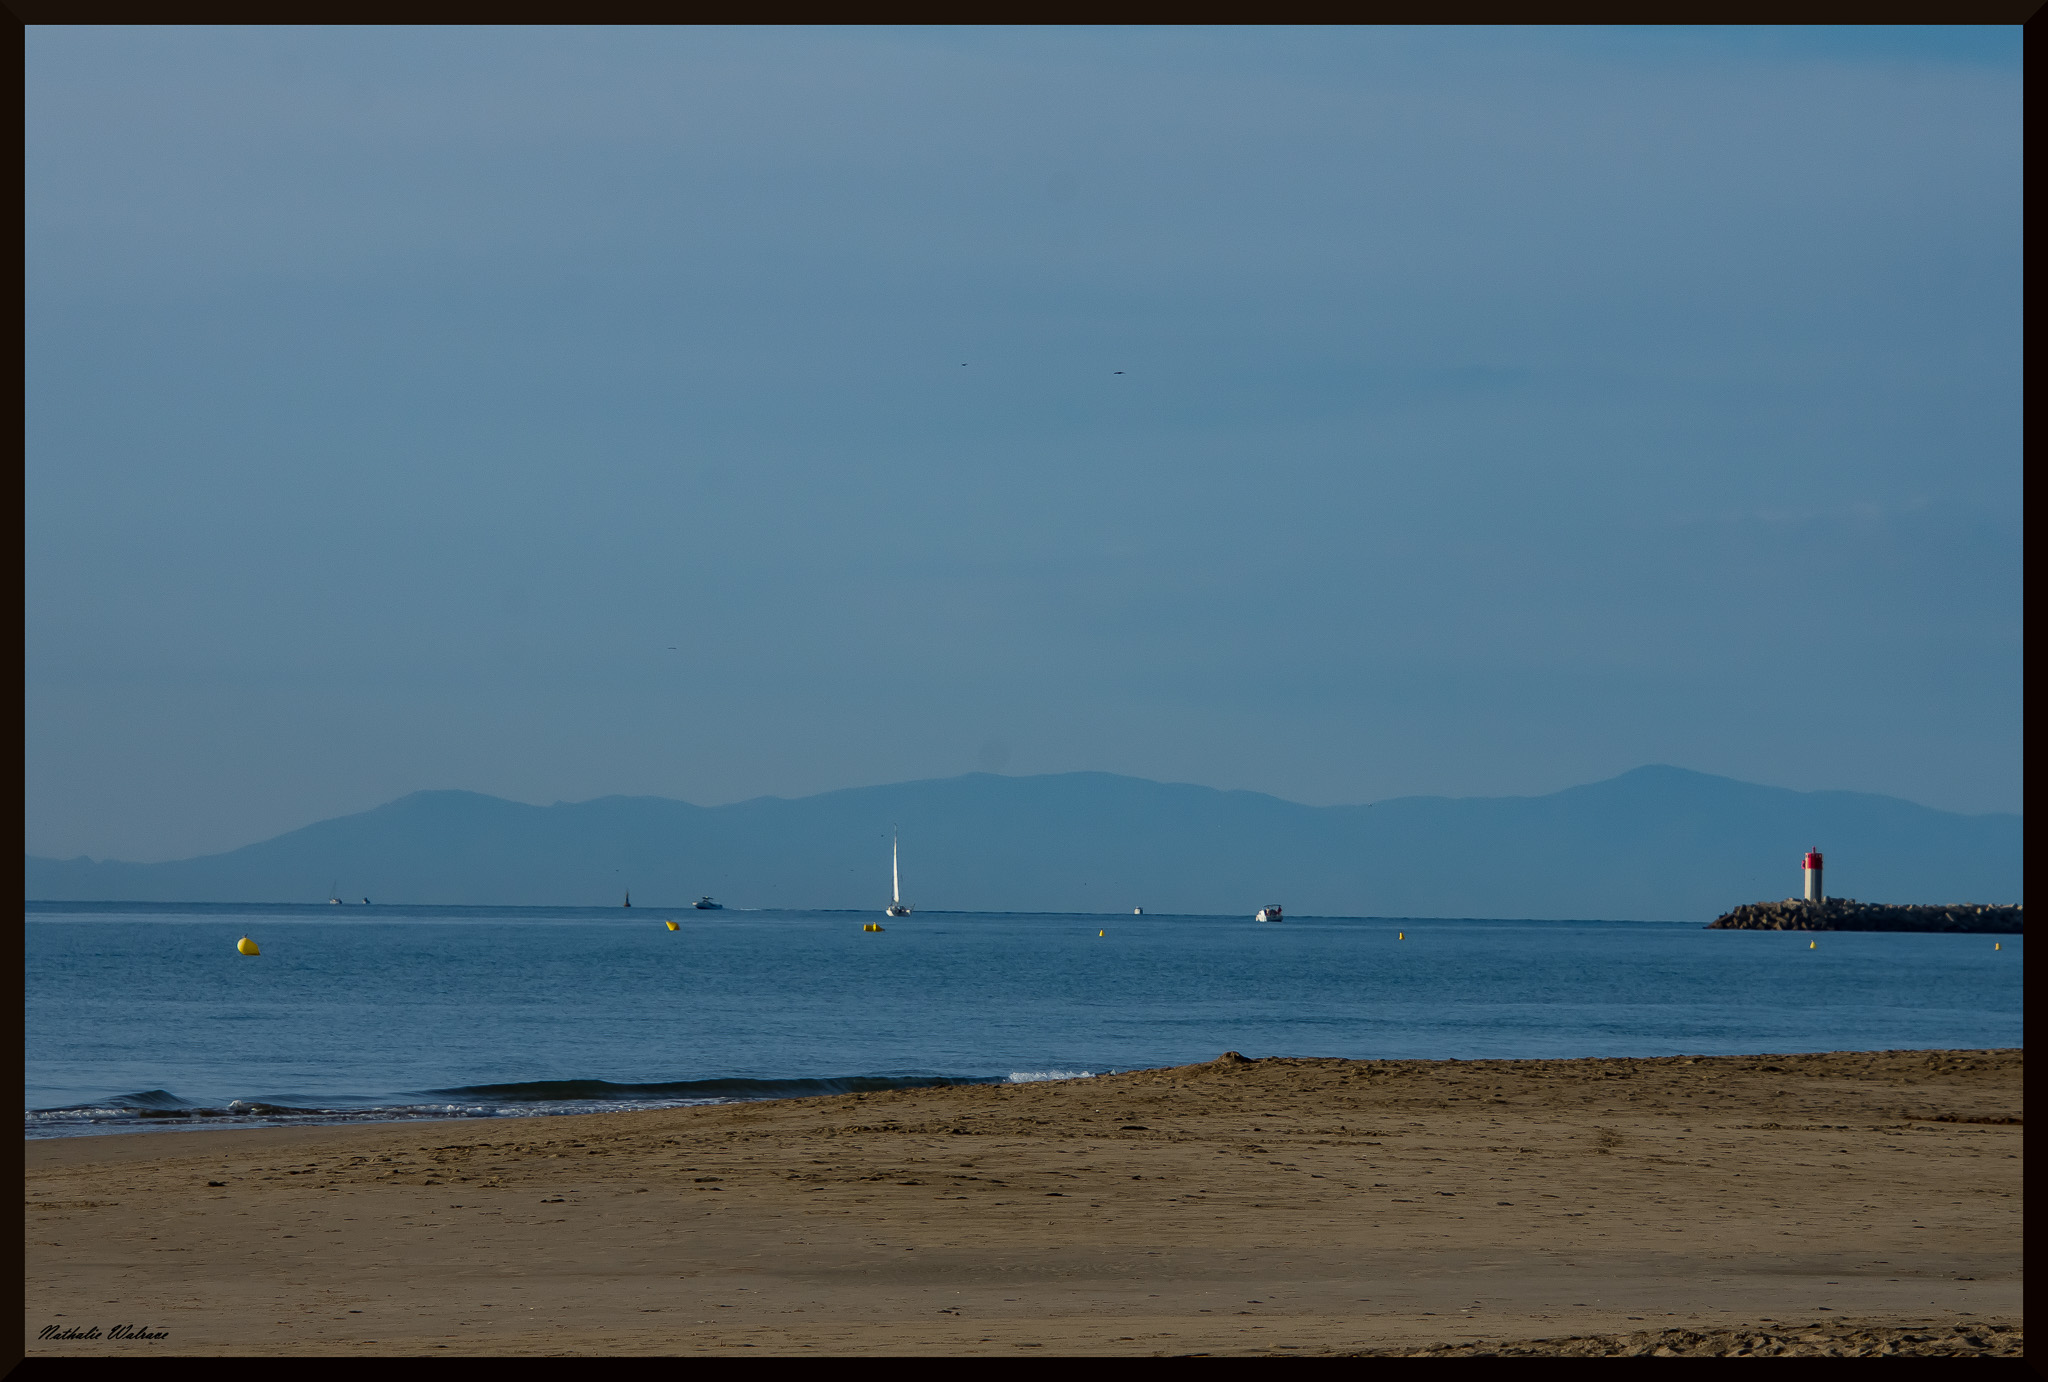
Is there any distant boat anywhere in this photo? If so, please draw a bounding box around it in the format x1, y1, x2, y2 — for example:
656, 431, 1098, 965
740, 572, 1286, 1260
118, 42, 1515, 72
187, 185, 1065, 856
693, 897, 723, 910
885, 829, 912, 917
1255, 904, 1283, 923
1133, 907, 1144, 915
362, 898, 371, 906
623, 891, 631, 908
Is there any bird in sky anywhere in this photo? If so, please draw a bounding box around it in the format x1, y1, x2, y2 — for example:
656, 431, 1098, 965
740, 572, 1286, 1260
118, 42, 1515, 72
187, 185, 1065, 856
1113, 370, 1124, 375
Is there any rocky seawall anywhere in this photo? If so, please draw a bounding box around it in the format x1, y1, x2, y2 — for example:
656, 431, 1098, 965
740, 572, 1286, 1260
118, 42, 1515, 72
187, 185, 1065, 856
1708, 899, 2022, 933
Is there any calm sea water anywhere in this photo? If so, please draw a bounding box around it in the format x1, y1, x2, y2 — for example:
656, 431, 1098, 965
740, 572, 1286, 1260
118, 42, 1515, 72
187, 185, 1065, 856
24, 903, 2022, 1138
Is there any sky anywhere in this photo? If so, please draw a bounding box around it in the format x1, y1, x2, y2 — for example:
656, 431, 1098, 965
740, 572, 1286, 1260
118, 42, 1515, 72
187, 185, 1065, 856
25, 26, 2023, 863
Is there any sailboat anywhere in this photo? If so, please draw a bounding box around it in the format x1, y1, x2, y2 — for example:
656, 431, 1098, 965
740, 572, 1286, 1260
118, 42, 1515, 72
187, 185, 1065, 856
885, 829, 912, 917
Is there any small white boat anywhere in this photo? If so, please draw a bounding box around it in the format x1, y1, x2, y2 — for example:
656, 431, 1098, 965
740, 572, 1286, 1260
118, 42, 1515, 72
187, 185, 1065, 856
1255, 904, 1283, 923
885, 828, 913, 917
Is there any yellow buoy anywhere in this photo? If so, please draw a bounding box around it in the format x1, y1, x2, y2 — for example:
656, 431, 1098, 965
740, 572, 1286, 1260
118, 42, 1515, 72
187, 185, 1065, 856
665, 920, 679, 932
1099, 930, 1105, 937
1398, 932, 1404, 940
236, 936, 260, 956
1994, 942, 2001, 951
1809, 940, 1817, 949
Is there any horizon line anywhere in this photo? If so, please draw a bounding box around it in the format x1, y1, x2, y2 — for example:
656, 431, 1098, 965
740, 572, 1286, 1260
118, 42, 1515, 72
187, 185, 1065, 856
24, 900, 1710, 923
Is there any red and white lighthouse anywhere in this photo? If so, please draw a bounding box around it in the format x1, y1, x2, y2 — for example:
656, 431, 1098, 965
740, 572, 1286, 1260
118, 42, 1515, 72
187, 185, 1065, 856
1803, 850, 1824, 903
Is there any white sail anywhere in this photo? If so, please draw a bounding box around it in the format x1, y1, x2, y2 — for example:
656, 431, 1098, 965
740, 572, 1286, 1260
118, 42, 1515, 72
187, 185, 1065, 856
885, 828, 912, 916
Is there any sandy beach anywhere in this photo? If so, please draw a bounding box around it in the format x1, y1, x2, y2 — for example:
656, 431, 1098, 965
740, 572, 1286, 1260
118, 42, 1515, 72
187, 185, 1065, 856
23, 1048, 2021, 1356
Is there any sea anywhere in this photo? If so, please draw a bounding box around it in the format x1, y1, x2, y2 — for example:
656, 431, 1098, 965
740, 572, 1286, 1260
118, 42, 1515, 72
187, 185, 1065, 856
24, 902, 2023, 1140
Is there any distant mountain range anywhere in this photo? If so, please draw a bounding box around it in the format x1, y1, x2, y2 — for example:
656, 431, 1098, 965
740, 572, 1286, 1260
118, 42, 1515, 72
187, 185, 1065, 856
24, 766, 2022, 921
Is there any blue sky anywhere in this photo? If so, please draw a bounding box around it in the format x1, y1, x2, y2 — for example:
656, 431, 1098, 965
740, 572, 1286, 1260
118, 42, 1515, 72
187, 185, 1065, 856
25, 26, 2022, 861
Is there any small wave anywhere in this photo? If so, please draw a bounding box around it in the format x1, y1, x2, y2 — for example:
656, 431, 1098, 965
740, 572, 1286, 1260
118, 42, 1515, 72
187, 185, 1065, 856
109, 1089, 195, 1110
26, 1099, 521, 1137
225, 1099, 330, 1116
1005, 1069, 1096, 1083
28, 1106, 156, 1123
31, 1090, 334, 1119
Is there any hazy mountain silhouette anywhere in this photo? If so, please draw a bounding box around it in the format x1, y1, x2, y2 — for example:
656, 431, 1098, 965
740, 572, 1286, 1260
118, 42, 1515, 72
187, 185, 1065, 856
23, 766, 2022, 920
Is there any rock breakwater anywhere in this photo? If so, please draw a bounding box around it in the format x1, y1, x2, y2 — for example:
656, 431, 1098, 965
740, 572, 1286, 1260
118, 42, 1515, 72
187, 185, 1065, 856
1708, 899, 2021, 933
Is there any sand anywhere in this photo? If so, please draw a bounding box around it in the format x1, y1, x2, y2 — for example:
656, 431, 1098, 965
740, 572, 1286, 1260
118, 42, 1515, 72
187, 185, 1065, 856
22, 1049, 2022, 1356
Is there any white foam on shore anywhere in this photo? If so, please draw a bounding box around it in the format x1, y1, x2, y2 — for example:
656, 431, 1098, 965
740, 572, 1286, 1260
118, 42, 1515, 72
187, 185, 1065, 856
1005, 1069, 1095, 1083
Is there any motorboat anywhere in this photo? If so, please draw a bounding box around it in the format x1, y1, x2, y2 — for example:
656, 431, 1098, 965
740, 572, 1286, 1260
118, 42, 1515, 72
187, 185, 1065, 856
693, 896, 723, 910
1255, 904, 1283, 923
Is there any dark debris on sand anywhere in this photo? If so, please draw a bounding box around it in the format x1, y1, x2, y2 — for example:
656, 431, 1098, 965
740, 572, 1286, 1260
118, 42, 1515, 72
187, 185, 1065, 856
1350, 1321, 2021, 1357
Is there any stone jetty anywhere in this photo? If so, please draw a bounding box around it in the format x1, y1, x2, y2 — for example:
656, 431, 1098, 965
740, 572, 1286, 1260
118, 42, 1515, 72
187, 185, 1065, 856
1708, 899, 2022, 933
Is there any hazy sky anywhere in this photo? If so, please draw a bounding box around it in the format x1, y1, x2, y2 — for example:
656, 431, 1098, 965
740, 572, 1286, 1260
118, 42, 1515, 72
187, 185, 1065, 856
26, 26, 2023, 862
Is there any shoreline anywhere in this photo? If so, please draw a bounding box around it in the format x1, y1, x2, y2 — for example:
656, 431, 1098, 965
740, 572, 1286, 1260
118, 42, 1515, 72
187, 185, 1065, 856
25, 1047, 2021, 1355
26, 1040, 2022, 1144
25, 1073, 1023, 1142
21, 1045, 2024, 1145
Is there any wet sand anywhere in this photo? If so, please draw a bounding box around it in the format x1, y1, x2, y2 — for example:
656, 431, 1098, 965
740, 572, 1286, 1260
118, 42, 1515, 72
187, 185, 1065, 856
23, 1049, 2021, 1356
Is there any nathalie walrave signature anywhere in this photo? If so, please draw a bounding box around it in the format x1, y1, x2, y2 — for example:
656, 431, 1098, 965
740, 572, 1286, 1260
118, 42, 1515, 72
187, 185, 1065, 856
40, 1324, 169, 1341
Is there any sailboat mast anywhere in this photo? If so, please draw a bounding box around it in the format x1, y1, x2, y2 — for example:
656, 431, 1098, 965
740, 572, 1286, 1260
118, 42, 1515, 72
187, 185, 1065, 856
892, 831, 901, 904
